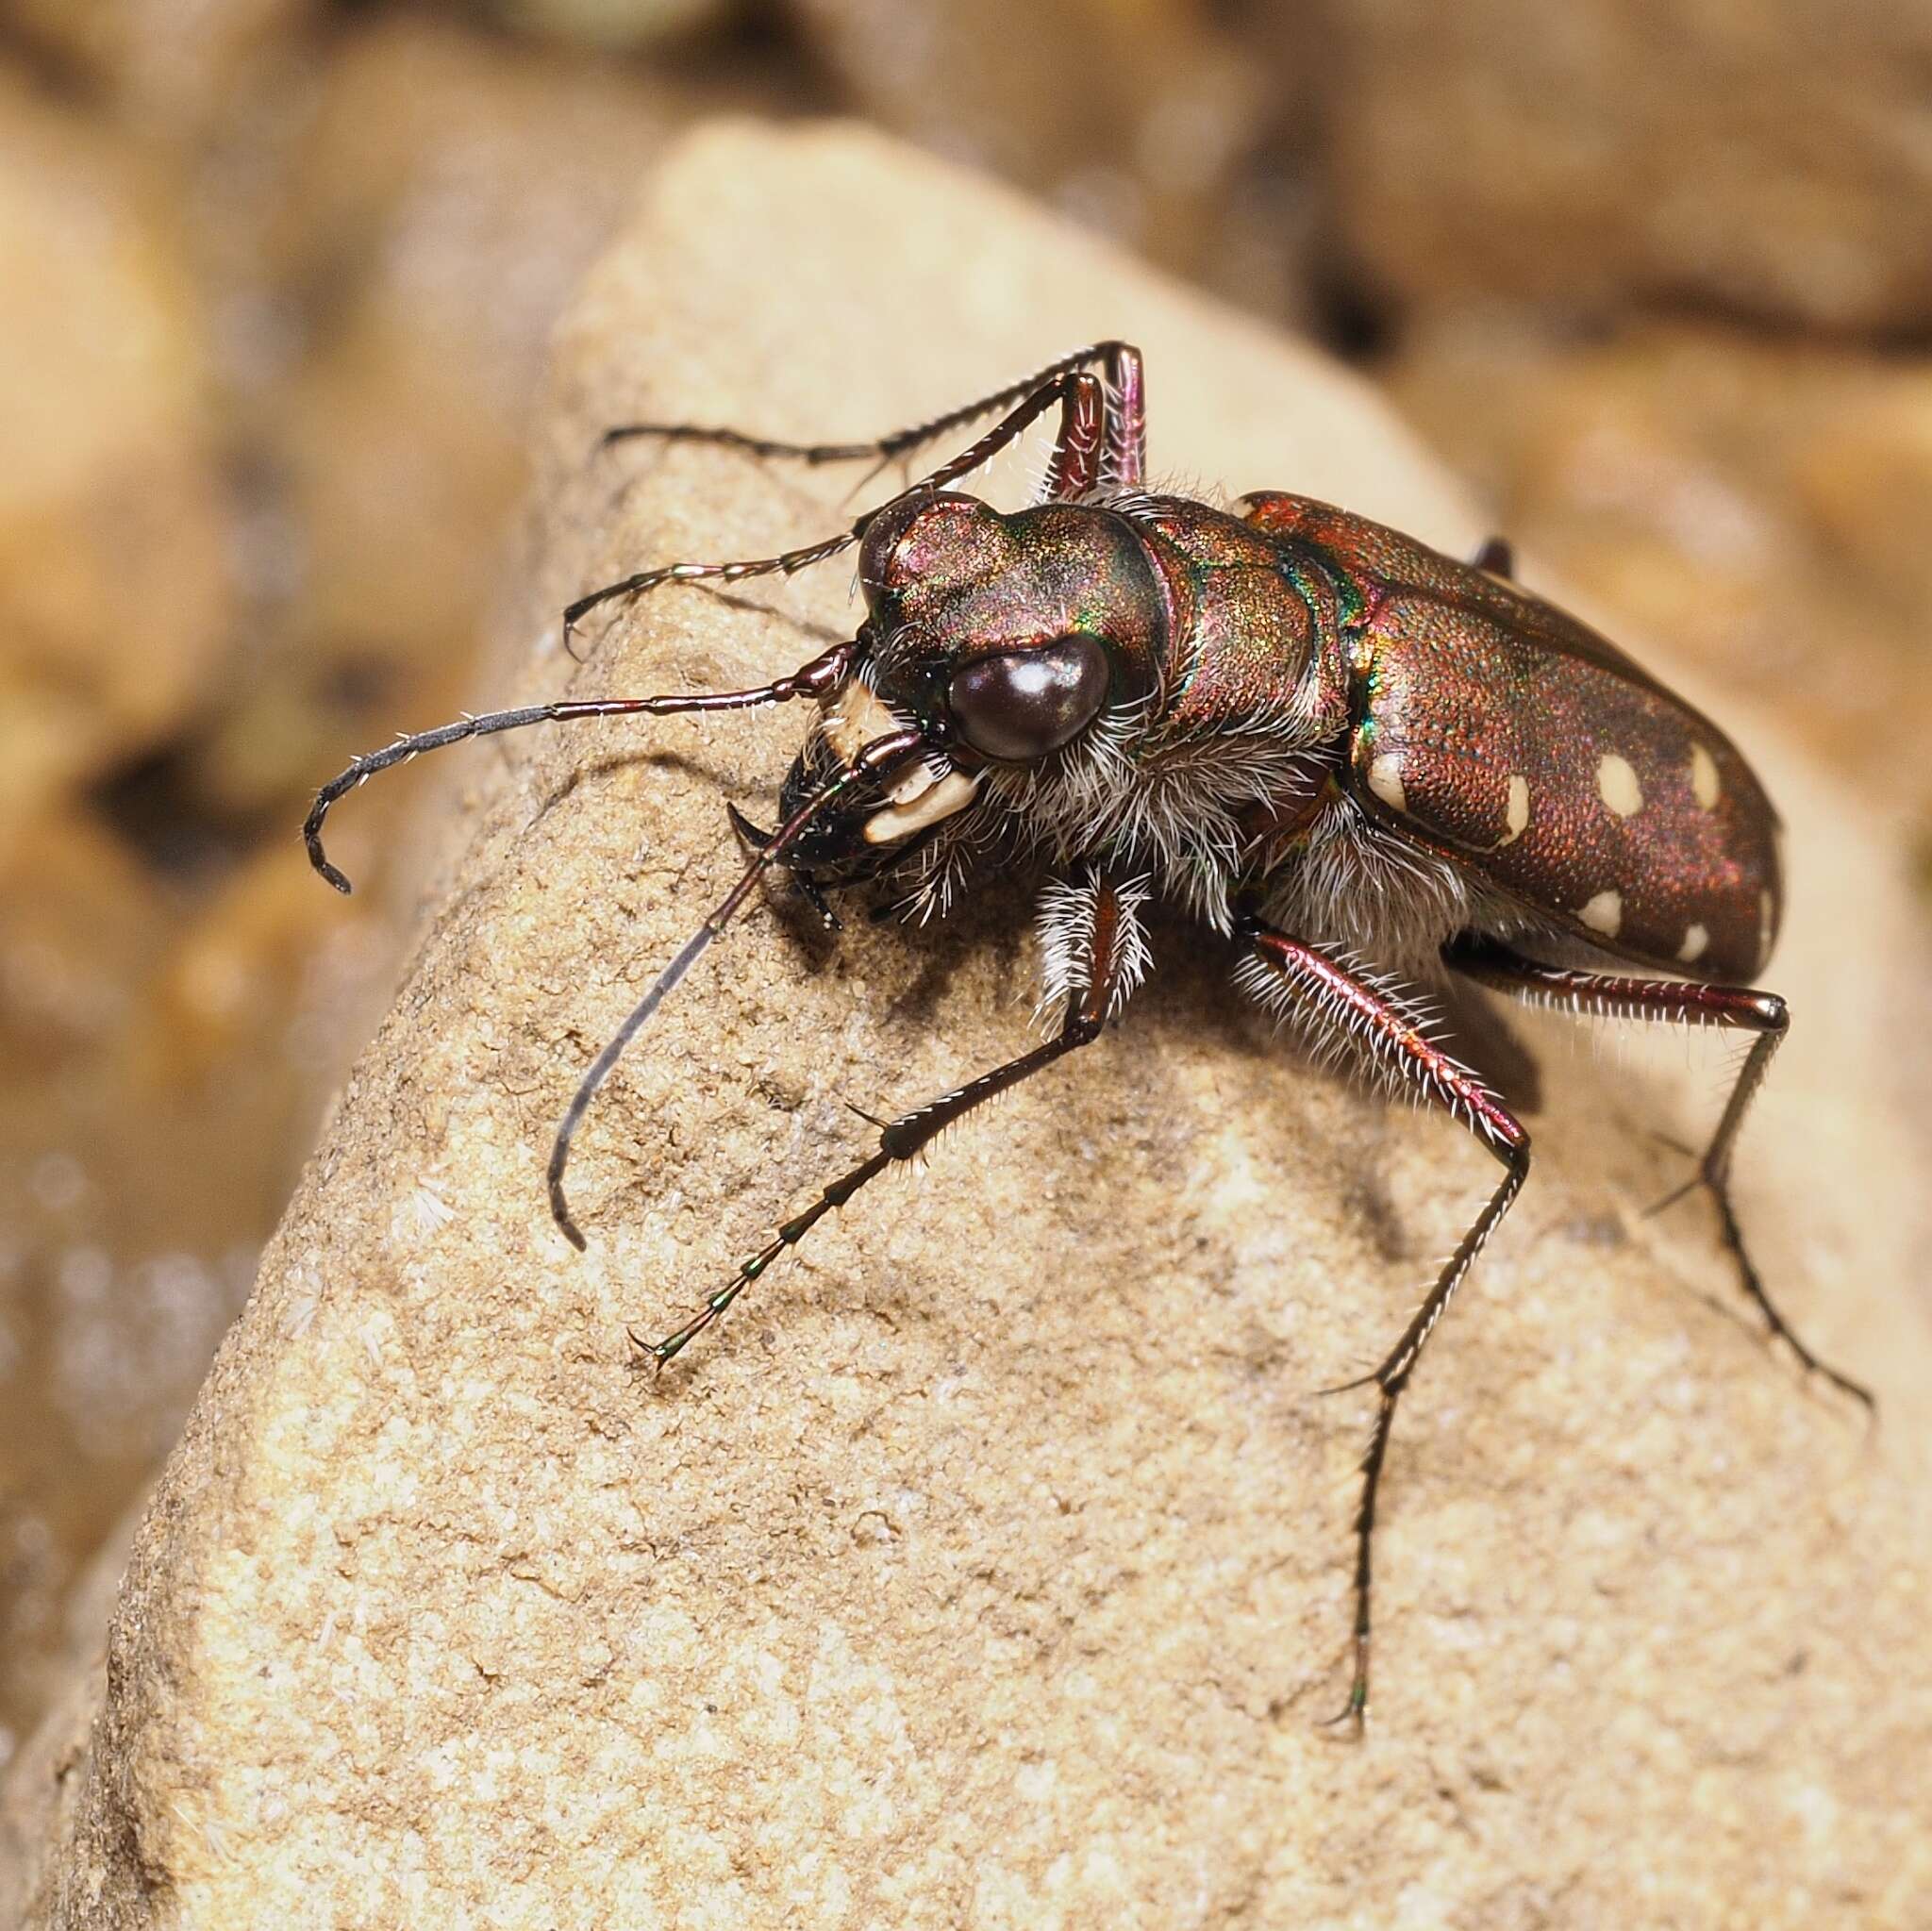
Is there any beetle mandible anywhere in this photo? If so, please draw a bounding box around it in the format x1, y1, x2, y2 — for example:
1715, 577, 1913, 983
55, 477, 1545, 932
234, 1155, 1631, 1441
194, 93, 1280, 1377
305, 341, 1871, 1728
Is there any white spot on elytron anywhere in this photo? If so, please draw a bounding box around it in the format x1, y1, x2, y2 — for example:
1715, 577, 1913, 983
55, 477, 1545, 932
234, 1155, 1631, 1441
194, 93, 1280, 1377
1579, 889, 1624, 938
1676, 923, 1709, 964
863, 767, 983, 844
1690, 742, 1722, 810
1596, 753, 1643, 817
1498, 774, 1530, 847
1367, 752, 1407, 813
1757, 889, 1776, 965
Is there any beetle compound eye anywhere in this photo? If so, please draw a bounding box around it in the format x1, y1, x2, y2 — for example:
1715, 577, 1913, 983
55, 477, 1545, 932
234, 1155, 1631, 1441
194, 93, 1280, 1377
946, 635, 1110, 762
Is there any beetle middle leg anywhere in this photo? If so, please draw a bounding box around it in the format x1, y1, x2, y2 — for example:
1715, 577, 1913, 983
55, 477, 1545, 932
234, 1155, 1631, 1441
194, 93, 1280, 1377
564, 344, 1147, 648
641, 871, 1137, 1368
1446, 935, 1874, 1411
1234, 918, 1531, 1732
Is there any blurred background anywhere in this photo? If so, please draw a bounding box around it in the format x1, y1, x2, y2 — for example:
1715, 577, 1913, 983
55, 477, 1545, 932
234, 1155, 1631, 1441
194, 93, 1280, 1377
3, 0, 1930, 1768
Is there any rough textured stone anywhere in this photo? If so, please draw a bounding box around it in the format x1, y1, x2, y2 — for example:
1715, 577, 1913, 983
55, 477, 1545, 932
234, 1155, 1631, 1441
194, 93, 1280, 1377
1, 0, 316, 144
0, 19, 766, 1788
9, 122, 1932, 1928
479, 0, 740, 53
1314, 0, 1932, 336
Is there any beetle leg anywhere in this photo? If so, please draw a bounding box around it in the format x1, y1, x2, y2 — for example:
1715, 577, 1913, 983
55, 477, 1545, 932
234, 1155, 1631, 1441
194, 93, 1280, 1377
1041, 372, 1107, 501
1445, 935, 1873, 1411
565, 345, 1146, 647
1234, 919, 1531, 1733
1471, 535, 1514, 578
596, 339, 1145, 490
724, 803, 841, 932
639, 871, 1137, 1369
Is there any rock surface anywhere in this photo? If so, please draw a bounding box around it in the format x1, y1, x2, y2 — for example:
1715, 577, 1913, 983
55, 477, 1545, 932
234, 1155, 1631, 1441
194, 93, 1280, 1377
1, 0, 318, 145
10, 122, 1932, 1928
0, 16, 774, 1780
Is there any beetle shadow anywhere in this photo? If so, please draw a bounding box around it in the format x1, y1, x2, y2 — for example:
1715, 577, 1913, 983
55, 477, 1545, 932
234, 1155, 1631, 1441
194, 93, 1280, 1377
1125, 922, 1544, 1273
861, 874, 1037, 1037
1433, 978, 1544, 1116
690, 585, 848, 643
529, 743, 770, 841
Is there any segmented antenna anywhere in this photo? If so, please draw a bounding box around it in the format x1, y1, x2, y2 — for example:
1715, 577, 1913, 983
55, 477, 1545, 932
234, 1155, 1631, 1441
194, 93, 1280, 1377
302, 641, 855, 893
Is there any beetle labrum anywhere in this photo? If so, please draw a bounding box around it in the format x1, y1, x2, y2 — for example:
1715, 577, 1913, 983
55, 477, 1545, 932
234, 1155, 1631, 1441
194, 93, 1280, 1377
305, 341, 1870, 1727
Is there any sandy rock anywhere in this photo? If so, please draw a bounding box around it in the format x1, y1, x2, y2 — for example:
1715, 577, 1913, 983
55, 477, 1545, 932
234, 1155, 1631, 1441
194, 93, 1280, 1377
0, 802, 399, 1786
479, 0, 742, 53
0, 808, 163, 1079
0, 21, 741, 1796
1312, 0, 1932, 336
10, 122, 1932, 1928
0, 67, 229, 831
0, 809, 317, 1773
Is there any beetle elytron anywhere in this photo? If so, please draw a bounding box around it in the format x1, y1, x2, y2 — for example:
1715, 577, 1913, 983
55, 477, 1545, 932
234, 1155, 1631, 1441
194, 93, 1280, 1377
307, 341, 1870, 1726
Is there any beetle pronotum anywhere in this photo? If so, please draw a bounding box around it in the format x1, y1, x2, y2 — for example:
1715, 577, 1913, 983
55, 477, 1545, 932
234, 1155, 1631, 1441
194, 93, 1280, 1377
307, 341, 1870, 1727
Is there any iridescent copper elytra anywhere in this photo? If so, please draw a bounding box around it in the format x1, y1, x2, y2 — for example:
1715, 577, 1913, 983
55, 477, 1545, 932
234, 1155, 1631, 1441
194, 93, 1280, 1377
305, 341, 1871, 1729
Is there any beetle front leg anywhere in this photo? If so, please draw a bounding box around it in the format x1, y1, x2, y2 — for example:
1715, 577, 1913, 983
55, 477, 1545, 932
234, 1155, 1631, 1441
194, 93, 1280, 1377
641, 871, 1140, 1369
565, 345, 1146, 647
596, 340, 1145, 491
1235, 919, 1531, 1733
1446, 936, 1873, 1411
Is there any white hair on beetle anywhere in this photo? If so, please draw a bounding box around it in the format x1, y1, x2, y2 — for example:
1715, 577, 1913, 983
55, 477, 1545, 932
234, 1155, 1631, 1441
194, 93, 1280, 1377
1033, 873, 1154, 1031
1231, 941, 1511, 1149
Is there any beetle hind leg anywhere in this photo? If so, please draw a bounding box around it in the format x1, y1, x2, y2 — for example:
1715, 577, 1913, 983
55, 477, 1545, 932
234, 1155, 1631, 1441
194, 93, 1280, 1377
1446, 935, 1873, 1412
1235, 919, 1531, 1732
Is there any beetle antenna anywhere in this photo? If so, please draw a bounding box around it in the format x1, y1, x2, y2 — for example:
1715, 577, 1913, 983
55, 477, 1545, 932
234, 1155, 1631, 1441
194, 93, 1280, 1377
303, 641, 857, 893
546, 725, 925, 1250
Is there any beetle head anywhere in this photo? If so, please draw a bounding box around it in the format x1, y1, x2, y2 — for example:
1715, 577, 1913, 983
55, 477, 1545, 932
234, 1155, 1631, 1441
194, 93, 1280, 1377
757, 492, 1168, 885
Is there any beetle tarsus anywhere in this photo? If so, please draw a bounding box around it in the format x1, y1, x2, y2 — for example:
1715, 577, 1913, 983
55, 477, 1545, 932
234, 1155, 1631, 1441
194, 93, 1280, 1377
1446, 937, 1874, 1415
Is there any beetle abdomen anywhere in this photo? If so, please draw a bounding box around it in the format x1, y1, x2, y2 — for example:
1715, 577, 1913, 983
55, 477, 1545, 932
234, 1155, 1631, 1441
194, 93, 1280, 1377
1351, 587, 1780, 982
1241, 491, 1782, 983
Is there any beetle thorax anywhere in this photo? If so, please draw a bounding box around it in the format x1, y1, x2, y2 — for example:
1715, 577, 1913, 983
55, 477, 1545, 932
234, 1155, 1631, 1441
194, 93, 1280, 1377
843, 492, 1360, 928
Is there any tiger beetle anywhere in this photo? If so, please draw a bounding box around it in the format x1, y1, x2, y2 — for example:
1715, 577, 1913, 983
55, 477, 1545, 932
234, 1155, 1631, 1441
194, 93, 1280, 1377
305, 341, 1873, 1730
